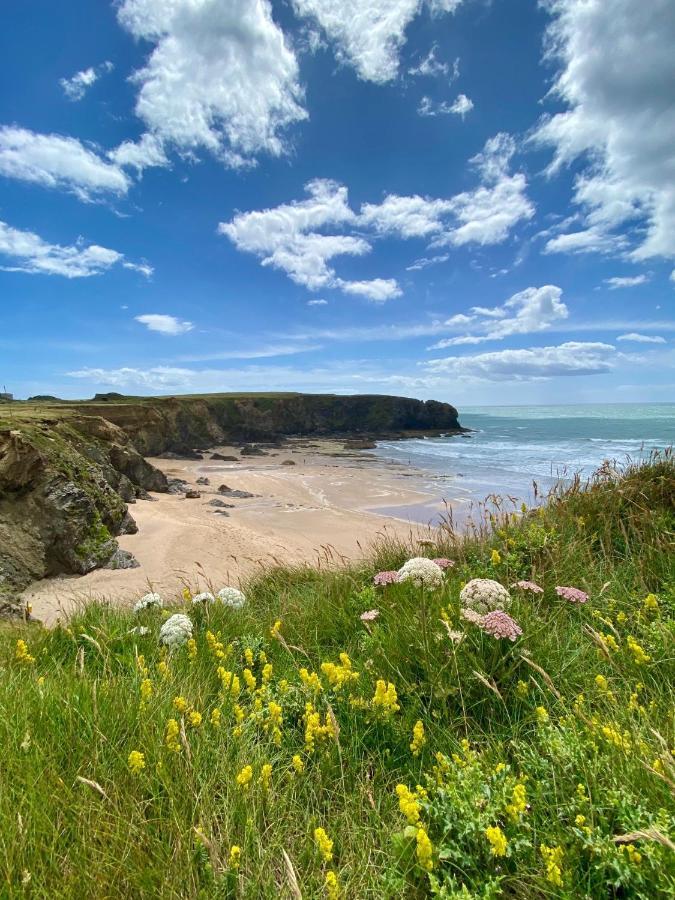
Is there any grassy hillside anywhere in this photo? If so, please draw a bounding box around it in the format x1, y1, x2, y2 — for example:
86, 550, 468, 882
1, 455, 673, 898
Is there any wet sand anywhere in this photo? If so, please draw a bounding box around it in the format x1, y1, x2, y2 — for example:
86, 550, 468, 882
25, 439, 450, 625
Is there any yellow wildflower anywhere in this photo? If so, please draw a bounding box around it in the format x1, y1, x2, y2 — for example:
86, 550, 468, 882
128, 750, 145, 774
303, 703, 335, 753
395, 784, 420, 825
575, 814, 586, 826
259, 650, 267, 665
616, 611, 627, 625
371, 679, 400, 717
643, 593, 659, 613
243, 668, 257, 692
416, 826, 434, 871
182, 587, 191, 603
136, 654, 148, 677
620, 844, 642, 865
324, 870, 339, 899
157, 659, 170, 679
140, 678, 153, 704
410, 720, 426, 756
292, 754, 305, 775
210, 708, 222, 728
267, 700, 283, 744
173, 696, 188, 714
540, 844, 563, 887
314, 827, 333, 863
187, 638, 197, 661
485, 826, 507, 857
262, 663, 273, 684
505, 782, 527, 821
279, 678, 290, 695
188, 710, 202, 728
15, 640, 35, 665
217, 668, 241, 698
165, 718, 181, 753
321, 655, 359, 691
270, 619, 282, 639
627, 636, 650, 664
236, 765, 253, 790
260, 763, 272, 790
491, 548, 502, 566
300, 668, 322, 693
535, 706, 549, 725
228, 846, 241, 870
602, 633, 619, 652
37, 676, 45, 687
516, 680, 529, 698
233, 703, 245, 724
244, 648, 254, 667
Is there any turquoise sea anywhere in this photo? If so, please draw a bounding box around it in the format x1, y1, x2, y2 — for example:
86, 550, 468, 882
373, 403, 674, 521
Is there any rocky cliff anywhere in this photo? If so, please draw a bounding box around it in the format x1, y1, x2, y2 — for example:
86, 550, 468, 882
0, 392, 463, 615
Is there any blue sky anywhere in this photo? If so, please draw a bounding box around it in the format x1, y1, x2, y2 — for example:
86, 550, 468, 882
1, 0, 673, 405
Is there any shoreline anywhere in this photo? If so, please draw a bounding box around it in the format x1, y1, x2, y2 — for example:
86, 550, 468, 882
24, 439, 453, 625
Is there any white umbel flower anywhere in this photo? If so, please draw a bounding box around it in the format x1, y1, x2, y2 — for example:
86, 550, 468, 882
397, 557, 444, 590
192, 592, 216, 605
159, 613, 193, 648
216, 586, 246, 609
459, 578, 511, 614
134, 592, 162, 613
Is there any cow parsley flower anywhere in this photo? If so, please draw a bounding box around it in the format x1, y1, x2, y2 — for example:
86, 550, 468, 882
480, 610, 523, 641
555, 585, 588, 604
360, 608, 380, 622
432, 557, 455, 569
513, 580, 543, 594
134, 592, 162, 613
192, 592, 215, 605
459, 578, 511, 613
373, 570, 399, 585
216, 586, 246, 609
159, 614, 193, 648
397, 557, 444, 590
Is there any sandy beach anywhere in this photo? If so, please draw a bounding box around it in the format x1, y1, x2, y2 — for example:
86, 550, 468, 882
25, 439, 448, 625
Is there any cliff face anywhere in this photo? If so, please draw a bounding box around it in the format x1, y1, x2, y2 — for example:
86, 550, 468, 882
0, 417, 168, 616
74, 393, 463, 455
0, 392, 463, 615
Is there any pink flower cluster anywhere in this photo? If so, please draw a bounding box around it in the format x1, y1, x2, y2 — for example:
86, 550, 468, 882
513, 580, 544, 594
461, 607, 523, 641
360, 609, 380, 622
480, 610, 523, 641
373, 570, 399, 586
555, 585, 589, 604
432, 558, 455, 569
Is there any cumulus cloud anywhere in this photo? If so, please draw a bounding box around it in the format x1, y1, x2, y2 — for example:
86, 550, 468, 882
108, 133, 169, 173
429, 285, 568, 348
0, 126, 130, 200
135, 314, 193, 335
616, 333, 666, 344
408, 45, 456, 78
418, 93, 473, 117
117, 0, 307, 169
219, 179, 400, 301
405, 253, 449, 271
603, 274, 650, 289
292, 0, 463, 83
60, 61, 113, 101
425, 341, 616, 381
0, 219, 139, 278
362, 134, 534, 247
533, 0, 675, 261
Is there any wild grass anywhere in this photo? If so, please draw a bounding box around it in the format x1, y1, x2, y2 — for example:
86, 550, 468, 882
1, 454, 673, 898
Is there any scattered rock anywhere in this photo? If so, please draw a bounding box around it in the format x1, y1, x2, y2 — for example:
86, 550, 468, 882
196, 476, 210, 485
184, 490, 201, 499
158, 449, 203, 460
281, 459, 296, 466
220, 488, 256, 499
241, 445, 268, 457
105, 548, 140, 570
217, 484, 231, 493
207, 499, 235, 508
119, 511, 138, 535
212, 509, 230, 516
211, 453, 239, 461
167, 478, 189, 495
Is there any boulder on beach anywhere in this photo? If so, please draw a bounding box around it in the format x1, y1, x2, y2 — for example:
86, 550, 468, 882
211, 453, 238, 461
196, 476, 210, 485
184, 490, 201, 499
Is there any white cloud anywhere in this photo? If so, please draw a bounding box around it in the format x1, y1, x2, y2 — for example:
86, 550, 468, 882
429, 285, 568, 348
405, 253, 449, 271
425, 341, 616, 381
307, 298, 328, 305
616, 333, 666, 344
337, 277, 402, 302
123, 260, 154, 278
117, 0, 306, 168
360, 134, 533, 247
418, 93, 473, 117
292, 0, 463, 83
108, 133, 169, 173
533, 0, 675, 261
219, 178, 401, 301
543, 225, 627, 256
135, 314, 193, 335
0, 220, 132, 278
603, 274, 650, 289
68, 366, 195, 390
0, 126, 130, 200
60, 61, 113, 101
408, 45, 452, 78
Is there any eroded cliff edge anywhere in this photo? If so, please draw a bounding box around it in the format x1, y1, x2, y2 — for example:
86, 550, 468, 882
0, 392, 463, 615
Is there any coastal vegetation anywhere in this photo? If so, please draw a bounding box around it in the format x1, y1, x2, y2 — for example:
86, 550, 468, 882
1, 453, 673, 896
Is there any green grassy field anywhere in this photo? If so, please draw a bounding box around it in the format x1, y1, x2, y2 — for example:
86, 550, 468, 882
1, 455, 673, 898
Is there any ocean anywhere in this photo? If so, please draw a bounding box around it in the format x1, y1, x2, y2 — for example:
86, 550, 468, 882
372, 403, 674, 523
